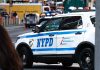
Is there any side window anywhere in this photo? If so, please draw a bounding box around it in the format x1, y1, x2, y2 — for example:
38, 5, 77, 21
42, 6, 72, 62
43, 18, 62, 32
90, 16, 95, 26
60, 16, 83, 30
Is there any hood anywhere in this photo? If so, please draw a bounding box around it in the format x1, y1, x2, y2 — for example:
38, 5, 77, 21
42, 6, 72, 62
18, 32, 35, 38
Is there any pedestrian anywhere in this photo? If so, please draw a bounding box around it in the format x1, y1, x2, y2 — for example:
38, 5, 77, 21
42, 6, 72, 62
12, 11, 18, 24
0, 24, 23, 70
12, 11, 17, 17
43, 0, 48, 6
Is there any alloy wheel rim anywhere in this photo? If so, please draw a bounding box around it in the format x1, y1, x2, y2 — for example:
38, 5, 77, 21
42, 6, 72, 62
80, 50, 93, 70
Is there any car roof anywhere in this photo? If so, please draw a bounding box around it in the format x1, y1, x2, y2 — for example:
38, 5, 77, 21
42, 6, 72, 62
43, 11, 95, 19
55, 11, 95, 17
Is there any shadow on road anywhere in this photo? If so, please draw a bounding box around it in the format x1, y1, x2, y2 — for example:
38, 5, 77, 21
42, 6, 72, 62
24, 65, 82, 70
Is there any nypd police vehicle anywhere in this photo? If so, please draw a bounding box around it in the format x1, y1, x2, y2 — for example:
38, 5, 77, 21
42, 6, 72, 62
15, 11, 95, 70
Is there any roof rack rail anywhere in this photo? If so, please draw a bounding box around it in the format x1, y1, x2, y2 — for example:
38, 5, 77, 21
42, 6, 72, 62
69, 9, 95, 12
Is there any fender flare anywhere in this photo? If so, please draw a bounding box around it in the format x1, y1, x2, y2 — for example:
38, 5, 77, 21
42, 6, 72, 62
75, 41, 95, 54
16, 42, 32, 53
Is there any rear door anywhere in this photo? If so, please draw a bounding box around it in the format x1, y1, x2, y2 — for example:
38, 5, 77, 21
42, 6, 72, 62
56, 16, 85, 54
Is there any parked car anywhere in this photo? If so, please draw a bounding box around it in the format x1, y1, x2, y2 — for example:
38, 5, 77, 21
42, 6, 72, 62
22, 13, 39, 28
15, 11, 95, 70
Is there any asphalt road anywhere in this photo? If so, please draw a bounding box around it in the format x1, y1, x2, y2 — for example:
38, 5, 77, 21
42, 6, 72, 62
6, 25, 32, 42
6, 25, 81, 70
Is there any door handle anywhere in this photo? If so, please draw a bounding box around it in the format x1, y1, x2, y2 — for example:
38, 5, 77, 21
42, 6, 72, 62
75, 32, 82, 35
49, 34, 54, 36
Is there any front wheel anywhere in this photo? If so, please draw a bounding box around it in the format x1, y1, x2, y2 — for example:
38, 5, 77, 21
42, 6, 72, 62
17, 46, 33, 68
77, 48, 94, 70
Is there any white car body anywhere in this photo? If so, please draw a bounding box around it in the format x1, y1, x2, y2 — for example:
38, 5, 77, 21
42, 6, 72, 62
15, 11, 95, 69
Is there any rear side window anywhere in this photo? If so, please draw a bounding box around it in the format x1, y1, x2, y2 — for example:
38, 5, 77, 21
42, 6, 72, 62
60, 16, 83, 30
90, 16, 95, 27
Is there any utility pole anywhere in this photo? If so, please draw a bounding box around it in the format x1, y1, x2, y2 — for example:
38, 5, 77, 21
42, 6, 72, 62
9, 0, 13, 24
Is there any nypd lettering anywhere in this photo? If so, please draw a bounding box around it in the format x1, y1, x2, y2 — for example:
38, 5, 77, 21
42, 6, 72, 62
37, 38, 53, 47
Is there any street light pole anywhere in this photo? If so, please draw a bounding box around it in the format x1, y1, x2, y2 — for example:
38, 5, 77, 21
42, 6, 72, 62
9, 0, 12, 24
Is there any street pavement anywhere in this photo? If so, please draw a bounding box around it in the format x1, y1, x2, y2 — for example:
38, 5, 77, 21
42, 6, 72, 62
5, 24, 32, 42
5, 24, 25, 32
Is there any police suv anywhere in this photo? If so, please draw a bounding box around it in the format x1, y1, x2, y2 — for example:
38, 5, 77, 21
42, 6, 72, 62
15, 11, 95, 70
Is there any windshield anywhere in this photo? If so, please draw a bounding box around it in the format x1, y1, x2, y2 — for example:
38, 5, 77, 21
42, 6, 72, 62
39, 18, 50, 25
40, 21, 47, 25
26, 14, 36, 18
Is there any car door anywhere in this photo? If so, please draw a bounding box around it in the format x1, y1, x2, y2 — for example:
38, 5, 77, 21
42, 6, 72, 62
56, 16, 85, 54
32, 18, 62, 55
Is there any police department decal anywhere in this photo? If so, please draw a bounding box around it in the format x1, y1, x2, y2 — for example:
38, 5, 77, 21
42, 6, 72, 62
60, 37, 73, 45
29, 39, 34, 47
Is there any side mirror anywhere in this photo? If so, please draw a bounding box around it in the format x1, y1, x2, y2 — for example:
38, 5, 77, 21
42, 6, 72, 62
32, 25, 41, 33
32, 29, 35, 32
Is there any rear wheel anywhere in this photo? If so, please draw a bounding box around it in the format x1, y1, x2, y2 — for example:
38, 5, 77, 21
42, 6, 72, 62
17, 46, 33, 68
77, 48, 94, 70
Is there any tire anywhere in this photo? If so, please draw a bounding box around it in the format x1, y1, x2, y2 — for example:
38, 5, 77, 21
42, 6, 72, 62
62, 62, 73, 67
17, 46, 33, 68
77, 48, 94, 70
